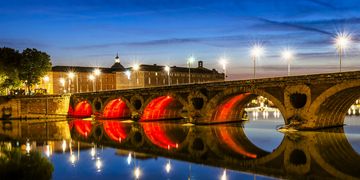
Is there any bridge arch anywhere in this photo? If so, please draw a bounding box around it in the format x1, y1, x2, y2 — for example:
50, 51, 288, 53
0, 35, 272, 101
309, 80, 360, 128
202, 88, 287, 124
102, 97, 131, 119
140, 93, 188, 121
72, 100, 93, 118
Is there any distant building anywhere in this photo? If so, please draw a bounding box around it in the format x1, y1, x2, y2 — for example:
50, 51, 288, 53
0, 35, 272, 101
39, 54, 224, 94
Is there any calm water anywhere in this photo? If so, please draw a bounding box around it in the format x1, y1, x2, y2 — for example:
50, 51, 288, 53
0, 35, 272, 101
0, 114, 359, 179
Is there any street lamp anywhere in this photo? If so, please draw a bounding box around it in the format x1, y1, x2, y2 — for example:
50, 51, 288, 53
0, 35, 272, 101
219, 58, 227, 80
88, 74, 95, 91
68, 72, 75, 93
281, 48, 294, 76
133, 64, 140, 86
187, 55, 195, 83
93, 68, 102, 91
164, 65, 170, 86
250, 44, 264, 78
334, 32, 351, 72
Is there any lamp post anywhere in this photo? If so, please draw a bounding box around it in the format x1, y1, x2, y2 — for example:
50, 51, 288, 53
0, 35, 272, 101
88, 74, 95, 91
93, 68, 101, 91
334, 32, 351, 72
133, 64, 140, 86
187, 55, 195, 83
68, 72, 75, 93
281, 48, 294, 76
250, 44, 264, 78
164, 66, 170, 86
219, 58, 227, 81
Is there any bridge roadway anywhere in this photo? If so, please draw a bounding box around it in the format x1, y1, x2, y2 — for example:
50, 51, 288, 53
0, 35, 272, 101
69, 70, 360, 130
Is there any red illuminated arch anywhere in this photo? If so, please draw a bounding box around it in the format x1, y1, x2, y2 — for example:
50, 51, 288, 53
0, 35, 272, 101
103, 121, 129, 142
102, 99, 130, 119
73, 119, 92, 137
142, 123, 179, 150
73, 101, 93, 118
212, 93, 253, 123
141, 96, 183, 121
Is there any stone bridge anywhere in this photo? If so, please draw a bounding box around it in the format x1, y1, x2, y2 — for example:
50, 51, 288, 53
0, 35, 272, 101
69, 120, 360, 179
69, 71, 360, 130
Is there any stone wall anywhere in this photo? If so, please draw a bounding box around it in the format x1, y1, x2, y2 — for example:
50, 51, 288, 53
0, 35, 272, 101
0, 94, 70, 119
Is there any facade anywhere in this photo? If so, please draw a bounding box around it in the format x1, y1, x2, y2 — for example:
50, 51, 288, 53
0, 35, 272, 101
38, 55, 224, 94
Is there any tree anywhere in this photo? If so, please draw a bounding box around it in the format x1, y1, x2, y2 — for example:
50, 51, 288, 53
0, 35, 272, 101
0, 47, 22, 94
19, 48, 52, 94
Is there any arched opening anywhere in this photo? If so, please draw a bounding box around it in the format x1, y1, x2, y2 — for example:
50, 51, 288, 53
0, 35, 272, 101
102, 121, 131, 143
102, 99, 131, 119
211, 93, 256, 123
316, 87, 360, 128
141, 122, 189, 150
72, 119, 92, 137
141, 96, 183, 121
209, 93, 284, 123
72, 101, 93, 118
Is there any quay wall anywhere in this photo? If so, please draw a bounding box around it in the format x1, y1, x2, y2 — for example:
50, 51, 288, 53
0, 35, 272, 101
0, 94, 70, 119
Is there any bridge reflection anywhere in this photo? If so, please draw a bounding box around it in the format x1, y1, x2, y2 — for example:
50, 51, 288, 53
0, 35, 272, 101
0, 120, 359, 179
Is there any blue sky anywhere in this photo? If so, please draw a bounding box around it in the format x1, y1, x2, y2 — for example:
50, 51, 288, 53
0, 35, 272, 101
1, 0, 360, 79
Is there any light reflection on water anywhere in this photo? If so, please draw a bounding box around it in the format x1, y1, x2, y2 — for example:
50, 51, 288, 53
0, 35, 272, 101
0, 115, 359, 179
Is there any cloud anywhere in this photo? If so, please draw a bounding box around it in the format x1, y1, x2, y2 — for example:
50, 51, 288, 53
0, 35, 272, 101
253, 17, 333, 35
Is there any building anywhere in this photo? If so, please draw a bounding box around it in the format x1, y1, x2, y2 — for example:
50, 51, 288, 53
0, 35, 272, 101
39, 55, 224, 94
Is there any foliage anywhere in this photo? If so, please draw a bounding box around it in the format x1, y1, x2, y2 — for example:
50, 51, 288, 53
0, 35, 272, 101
0, 48, 22, 94
0, 148, 54, 180
0, 47, 52, 95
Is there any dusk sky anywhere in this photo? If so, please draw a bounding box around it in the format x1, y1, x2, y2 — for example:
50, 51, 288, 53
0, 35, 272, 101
1, 0, 360, 79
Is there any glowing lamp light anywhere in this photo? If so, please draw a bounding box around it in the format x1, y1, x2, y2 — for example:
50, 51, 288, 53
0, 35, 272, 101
68, 72, 75, 79
45, 144, 51, 157
90, 147, 96, 159
25, 141, 31, 153
187, 55, 195, 65
43, 75, 50, 82
60, 78, 66, 86
125, 70, 131, 80
334, 32, 351, 50
165, 160, 171, 174
133, 64, 140, 71
221, 169, 227, 180
164, 66, 170, 74
62, 140, 67, 152
134, 167, 141, 179
70, 153, 76, 164
88, 74, 95, 81
250, 44, 264, 59
96, 157, 102, 172
281, 49, 294, 61
93, 68, 101, 76
219, 58, 227, 70
127, 153, 132, 165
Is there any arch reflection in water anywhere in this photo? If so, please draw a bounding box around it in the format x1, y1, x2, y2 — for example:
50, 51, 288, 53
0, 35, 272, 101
68, 121, 360, 179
